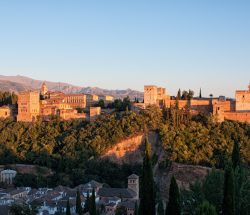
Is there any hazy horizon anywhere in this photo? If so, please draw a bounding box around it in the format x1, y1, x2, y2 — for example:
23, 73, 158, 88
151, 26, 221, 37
1, 1, 250, 97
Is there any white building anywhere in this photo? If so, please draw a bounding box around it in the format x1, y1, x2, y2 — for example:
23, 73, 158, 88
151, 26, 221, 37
0, 169, 17, 185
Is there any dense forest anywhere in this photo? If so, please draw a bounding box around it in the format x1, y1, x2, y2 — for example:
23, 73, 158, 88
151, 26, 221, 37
0, 105, 249, 188
0, 103, 250, 214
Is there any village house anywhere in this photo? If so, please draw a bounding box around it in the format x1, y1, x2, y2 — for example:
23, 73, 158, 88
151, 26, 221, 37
0, 169, 17, 185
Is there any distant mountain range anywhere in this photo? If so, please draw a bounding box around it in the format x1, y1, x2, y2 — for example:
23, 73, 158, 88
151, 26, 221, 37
0, 75, 143, 100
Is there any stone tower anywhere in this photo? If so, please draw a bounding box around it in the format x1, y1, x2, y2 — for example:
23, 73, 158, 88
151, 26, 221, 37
17, 91, 40, 122
40, 82, 48, 97
127, 174, 139, 200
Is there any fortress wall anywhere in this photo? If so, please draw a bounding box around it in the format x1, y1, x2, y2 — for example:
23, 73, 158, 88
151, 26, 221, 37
170, 100, 188, 109
221, 100, 236, 112
191, 99, 211, 113
170, 99, 212, 113
224, 112, 250, 123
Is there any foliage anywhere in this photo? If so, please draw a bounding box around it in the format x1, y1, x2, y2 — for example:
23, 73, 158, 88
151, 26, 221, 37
202, 169, 224, 213
107, 97, 131, 111
84, 191, 90, 213
76, 190, 83, 215
94, 99, 106, 108
195, 201, 216, 215
66, 199, 71, 215
166, 176, 181, 215
0, 91, 17, 106
139, 137, 155, 215
181, 181, 204, 215
90, 188, 97, 215
234, 166, 250, 215
157, 200, 164, 215
9, 204, 37, 215
0, 109, 160, 186
159, 119, 250, 168
222, 165, 235, 215
232, 140, 240, 169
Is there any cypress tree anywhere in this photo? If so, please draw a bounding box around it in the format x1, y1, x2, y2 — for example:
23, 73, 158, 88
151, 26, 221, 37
84, 191, 90, 213
76, 190, 83, 215
166, 176, 181, 215
139, 137, 155, 215
90, 188, 97, 215
232, 140, 240, 170
199, 88, 202, 98
134, 201, 138, 215
157, 200, 164, 215
66, 199, 71, 215
222, 165, 235, 215
177, 89, 181, 100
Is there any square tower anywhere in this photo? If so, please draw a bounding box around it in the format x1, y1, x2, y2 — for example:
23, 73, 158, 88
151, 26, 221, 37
127, 174, 139, 200
17, 91, 40, 122
144, 85, 158, 105
235, 84, 250, 111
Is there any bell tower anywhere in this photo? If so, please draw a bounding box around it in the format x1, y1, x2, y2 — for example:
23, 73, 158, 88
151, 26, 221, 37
40, 82, 48, 97
127, 174, 139, 200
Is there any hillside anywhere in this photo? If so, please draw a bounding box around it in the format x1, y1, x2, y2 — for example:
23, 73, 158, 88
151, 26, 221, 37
102, 131, 211, 200
0, 75, 143, 99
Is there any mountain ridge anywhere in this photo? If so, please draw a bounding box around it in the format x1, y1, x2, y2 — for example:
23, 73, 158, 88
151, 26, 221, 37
0, 75, 143, 99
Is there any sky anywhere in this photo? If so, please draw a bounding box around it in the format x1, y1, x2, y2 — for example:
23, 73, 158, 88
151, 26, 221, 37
0, 0, 249, 97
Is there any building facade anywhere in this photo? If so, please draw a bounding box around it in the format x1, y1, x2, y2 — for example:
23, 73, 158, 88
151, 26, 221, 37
144, 84, 250, 123
17, 91, 40, 122
17, 83, 102, 122
86, 94, 99, 108
235, 84, 250, 111
0, 106, 12, 119
0, 169, 17, 185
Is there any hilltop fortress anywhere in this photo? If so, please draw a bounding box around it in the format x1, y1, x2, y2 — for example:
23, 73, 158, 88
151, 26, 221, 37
1, 82, 250, 124
16, 82, 113, 122
143, 84, 250, 123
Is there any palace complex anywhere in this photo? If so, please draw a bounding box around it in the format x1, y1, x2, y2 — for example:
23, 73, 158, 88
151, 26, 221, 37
16, 83, 113, 122
143, 84, 250, 123
1, 82, 250, 124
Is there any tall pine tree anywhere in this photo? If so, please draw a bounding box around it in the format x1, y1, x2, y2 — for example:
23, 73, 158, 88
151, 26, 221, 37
84, 191, 90, 213
177, 89, 181, 100
157, 200, 164, 215
232, 140, 240, 170
76, 190, 83, 215
90, 188, 97, 215
66, 199, 71, 215
222, 165, 235, 215
134, 202, 139, 215
139, 137, 155, 215
199, 88, 202, 98
166, 176, 181, 215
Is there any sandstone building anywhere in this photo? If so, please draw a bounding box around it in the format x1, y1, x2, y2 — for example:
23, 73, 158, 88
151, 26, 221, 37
235, 84, 250, 111
17, 91, 40, 122
0, 106, 12, 119
86, 94, 99, 108
143, 84, 250, 123
144, 85, 170, 107
17, 83, 102, 122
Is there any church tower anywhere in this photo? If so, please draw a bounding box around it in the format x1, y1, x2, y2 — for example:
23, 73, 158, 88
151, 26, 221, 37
40, 82, 48, 97
127, 174, 139, 200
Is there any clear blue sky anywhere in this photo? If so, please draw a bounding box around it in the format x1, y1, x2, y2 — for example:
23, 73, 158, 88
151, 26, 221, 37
0, 0, 249, 97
